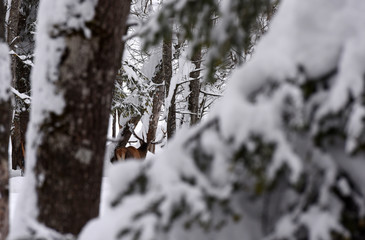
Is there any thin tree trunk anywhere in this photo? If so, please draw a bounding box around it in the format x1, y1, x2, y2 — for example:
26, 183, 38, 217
23, 1, 131, 236
109, 113, 141, 163
0, 0, 12, 238
7, 0, 21, 49
188, 47, 202, 126
112, 110, 116, 138
166, 88, 176, 139
8, 0, 22, 172
9, 0, 37, 172
162, 31, 174, 139
146, 63, 164, 144
7, 0, 21, 86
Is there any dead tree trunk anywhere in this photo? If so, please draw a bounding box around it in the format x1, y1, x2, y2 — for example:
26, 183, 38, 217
188, 47, 202, 126
0, 0, 12, 238
22, 1, 131, 236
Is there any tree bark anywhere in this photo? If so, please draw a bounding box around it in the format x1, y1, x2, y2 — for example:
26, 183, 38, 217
0, 0, 12, 238
30, 1, 131, 235
10, 0, 37, 172
7, 0, 21, 49
112, 110, 116, 138
188, 47, 201, 126
7, 0, 22, 172
146, 63, 164, 144
162, 31, 174, 139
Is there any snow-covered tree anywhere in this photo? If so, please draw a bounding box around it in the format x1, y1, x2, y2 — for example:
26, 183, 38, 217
0, 0, 12, 237
140, 0, 272, 82
9, 0, 131, 238
79, 0, 365, 240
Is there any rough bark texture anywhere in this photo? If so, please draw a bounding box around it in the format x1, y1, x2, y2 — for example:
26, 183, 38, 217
34, 1, 131, 235
10, 113, 27, 172
188, 48, 201, 126
162, 33, 174, 139
7, 0, 22, 172
0, 1, 11, 238
10, 0, 37, 172
7, 0, 21, 49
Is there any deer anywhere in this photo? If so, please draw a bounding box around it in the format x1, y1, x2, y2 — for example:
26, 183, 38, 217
113, 141, 149, 162
111, 129, 166, 162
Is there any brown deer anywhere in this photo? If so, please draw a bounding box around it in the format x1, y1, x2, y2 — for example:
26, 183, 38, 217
113, 141, 149, 162
111, 129, 166, 162
112, 131, 149, 162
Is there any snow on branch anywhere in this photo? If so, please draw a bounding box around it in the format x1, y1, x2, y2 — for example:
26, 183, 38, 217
80, 0, 365, 239
11, 87, 31, 103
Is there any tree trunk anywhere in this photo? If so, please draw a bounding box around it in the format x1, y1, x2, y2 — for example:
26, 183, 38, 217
112, 110, 116, 138
109, 113, 142, 163
7, 0, 22, 172
146, 63, 164, 144
162, 31, 174, 139
188, 47, 201, 126
7, 0, 21, 50
166, 89, 176, 139
118, 115, 141, 146
7, 0, 21, 89
10, 0, 37, 172
23, 0, 131, 236
0, 0, 12, 238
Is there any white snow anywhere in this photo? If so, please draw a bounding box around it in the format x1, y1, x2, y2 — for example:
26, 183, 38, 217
337, 178, 351, 196
10, 87, 31, 103
75, 147, 93, 165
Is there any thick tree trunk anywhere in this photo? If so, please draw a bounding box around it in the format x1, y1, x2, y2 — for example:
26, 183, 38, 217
0, 1, 12, 238
28, 1, 131, 236
188, 47, 202, 126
